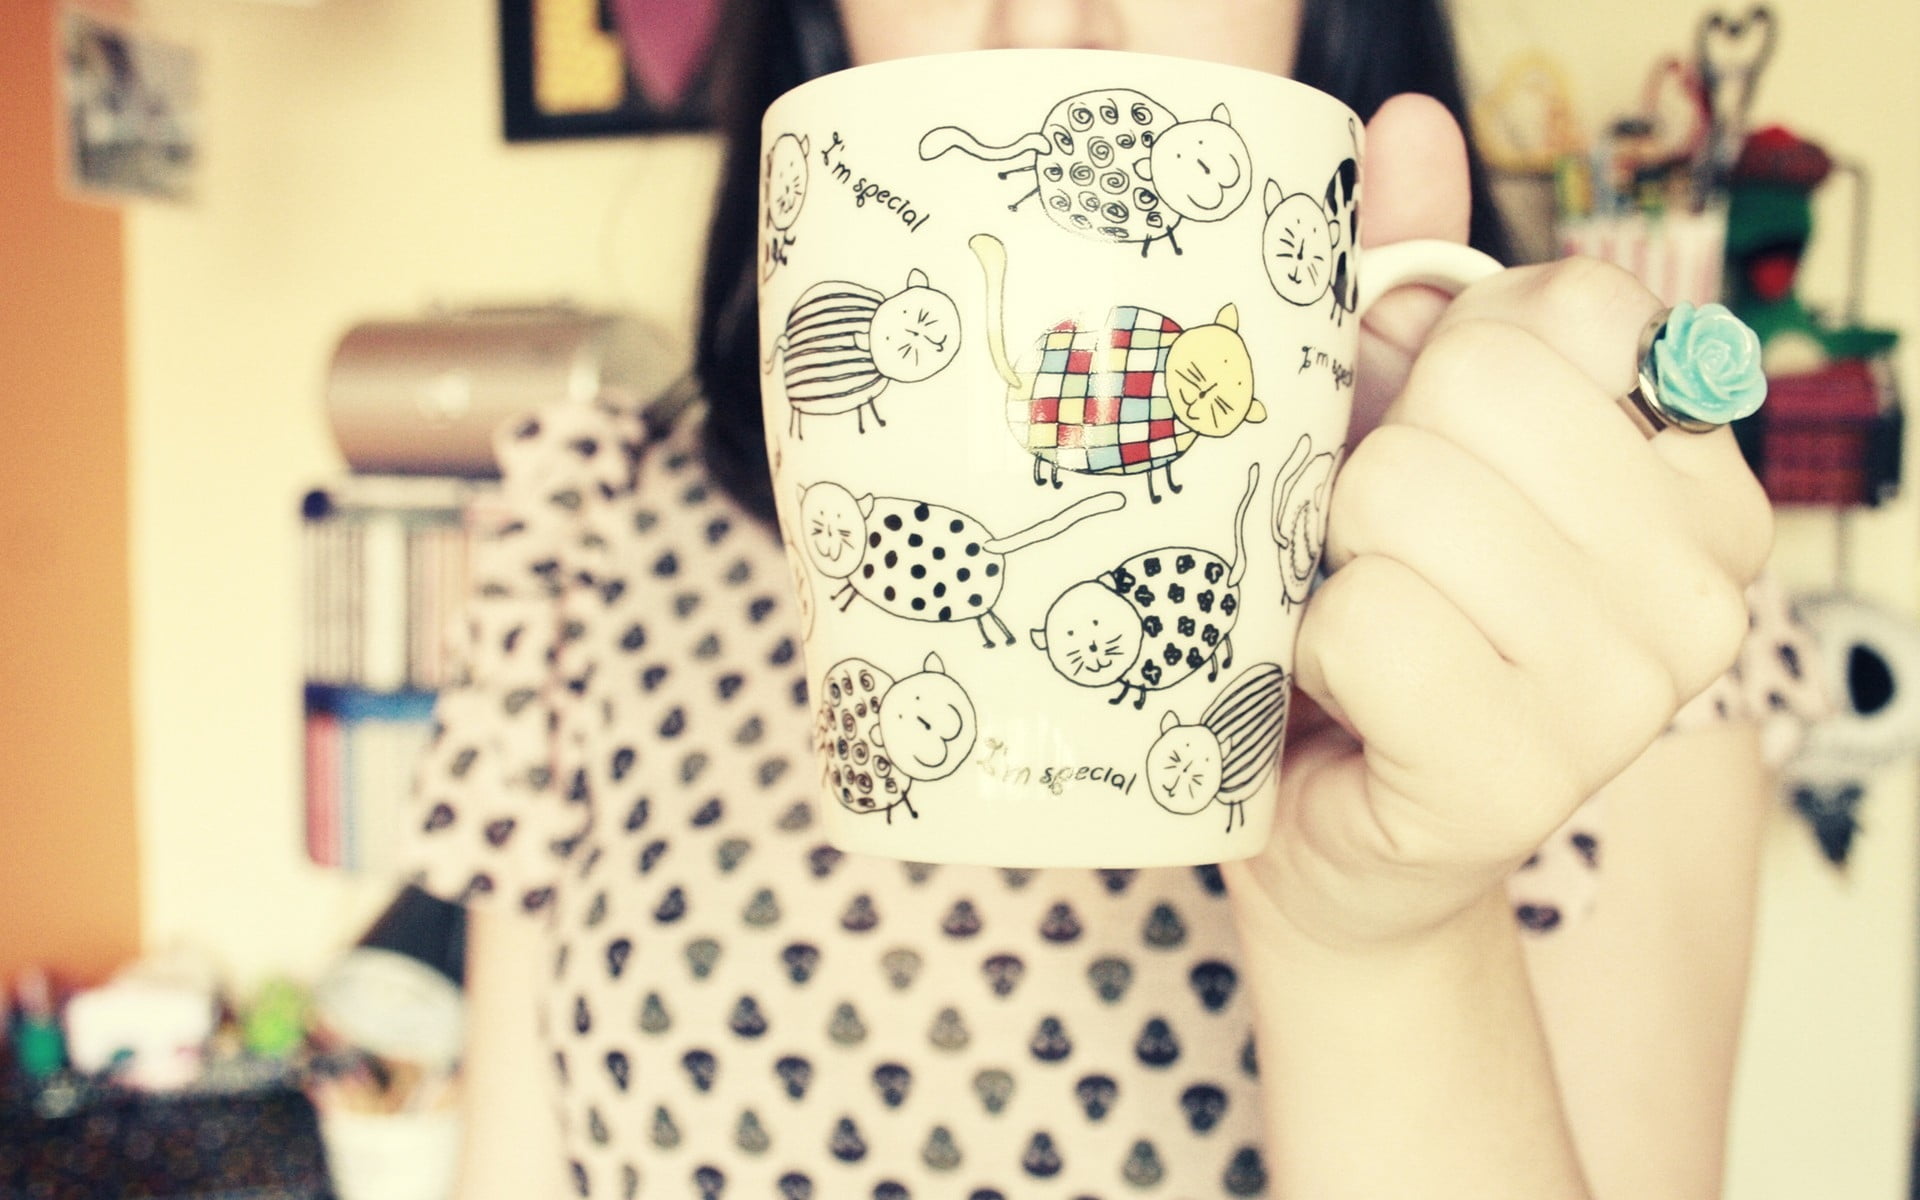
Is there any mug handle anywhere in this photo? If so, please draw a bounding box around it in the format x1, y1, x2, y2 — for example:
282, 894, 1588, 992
1356, 239, 1503, 314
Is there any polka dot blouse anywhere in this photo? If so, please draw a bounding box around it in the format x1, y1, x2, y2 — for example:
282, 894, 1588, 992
407, 397, 1821, 1200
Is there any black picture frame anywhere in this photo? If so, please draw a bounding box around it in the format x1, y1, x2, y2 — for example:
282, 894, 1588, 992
499, 0, 714, 142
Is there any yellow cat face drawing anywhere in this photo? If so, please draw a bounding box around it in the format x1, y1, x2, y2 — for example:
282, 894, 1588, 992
1165, 304, 1265, 438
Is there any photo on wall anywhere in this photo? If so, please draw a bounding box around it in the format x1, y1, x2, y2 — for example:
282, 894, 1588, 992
58, 6, 199, 203
500, 0, 719, 140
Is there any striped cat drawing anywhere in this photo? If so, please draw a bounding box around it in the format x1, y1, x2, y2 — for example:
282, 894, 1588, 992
763, 270, 962, 437
1144, 662, 1289, 831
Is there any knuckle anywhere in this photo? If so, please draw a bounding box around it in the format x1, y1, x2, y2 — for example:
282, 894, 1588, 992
1330, 425, 1424, 537
1524, 255, 1659, 331
1722, 465, 1776, 582
1300, 551, 1374, 626
1568, 633, 1682, 785
1655, 553, 1750, 701
1299, 553, 1397, 652
1691, 570, 1752, 687
1403, 318, 1540, 418
1338, 423, 1421, 494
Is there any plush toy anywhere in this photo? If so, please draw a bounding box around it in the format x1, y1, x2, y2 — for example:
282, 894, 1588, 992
1779, 593, 1920, 865
1723, 125, 1898, 373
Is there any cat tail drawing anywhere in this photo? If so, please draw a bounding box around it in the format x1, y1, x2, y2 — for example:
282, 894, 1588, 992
967, 234, 1024, 391
1271, 433, 1313, 545
761, 332, 788, 376
1227, 462, 1260, 588
920, 126, 1052, 163
983, 491, 1126, 555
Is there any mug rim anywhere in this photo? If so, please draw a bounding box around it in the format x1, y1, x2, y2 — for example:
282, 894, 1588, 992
766, 46, 1363, 133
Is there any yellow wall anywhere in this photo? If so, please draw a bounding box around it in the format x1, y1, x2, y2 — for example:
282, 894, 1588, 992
115, 1, 1916, 1196
126, 0, 722, 977
0, 1, 140, 986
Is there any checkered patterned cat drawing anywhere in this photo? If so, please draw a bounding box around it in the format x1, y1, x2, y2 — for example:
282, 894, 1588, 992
1032, 463, 1260, 709
971, 233, 1267, 503
816, 653, 977, 824
796, 480, 1125, 647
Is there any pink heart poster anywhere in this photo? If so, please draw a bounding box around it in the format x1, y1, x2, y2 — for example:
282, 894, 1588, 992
613, 0, 723, 110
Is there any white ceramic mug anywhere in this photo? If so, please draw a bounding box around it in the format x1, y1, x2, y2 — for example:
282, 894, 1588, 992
759, 49, 1497, 867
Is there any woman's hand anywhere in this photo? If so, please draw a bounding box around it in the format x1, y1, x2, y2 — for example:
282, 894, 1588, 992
1225, 95, 1774, 948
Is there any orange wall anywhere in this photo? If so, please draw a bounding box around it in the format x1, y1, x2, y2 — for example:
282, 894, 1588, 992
0, 3, 139, 987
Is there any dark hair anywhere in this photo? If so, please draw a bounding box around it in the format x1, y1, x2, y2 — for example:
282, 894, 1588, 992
695, 0, 1512, 525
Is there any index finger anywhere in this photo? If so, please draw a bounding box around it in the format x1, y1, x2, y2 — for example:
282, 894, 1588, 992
1431, 257, 1663, 399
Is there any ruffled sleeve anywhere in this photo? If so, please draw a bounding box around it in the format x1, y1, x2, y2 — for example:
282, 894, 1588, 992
403, 399, 646, 918
1670, 573, 1835, 768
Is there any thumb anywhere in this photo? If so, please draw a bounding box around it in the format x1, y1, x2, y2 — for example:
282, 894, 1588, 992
1362, 92, 1473, 249
1351, 93, 1476, 438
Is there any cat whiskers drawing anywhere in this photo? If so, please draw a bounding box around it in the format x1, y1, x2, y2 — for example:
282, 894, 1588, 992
804, 508, 861, 572
1061, 632, 1130, 680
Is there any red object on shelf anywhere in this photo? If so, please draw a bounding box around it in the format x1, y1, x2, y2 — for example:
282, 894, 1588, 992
1743, 359, 1902, 507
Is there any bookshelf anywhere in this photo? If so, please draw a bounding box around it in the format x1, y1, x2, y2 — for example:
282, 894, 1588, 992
300, 476, 493, 874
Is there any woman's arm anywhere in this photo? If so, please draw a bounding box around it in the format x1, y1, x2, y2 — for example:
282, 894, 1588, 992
1219, 94, 1773, 1200
454, 908, 565, 1200
1225, 723, 1766, 1200
1524, 723, 1767, 1199
1226, 865, 1591, 1200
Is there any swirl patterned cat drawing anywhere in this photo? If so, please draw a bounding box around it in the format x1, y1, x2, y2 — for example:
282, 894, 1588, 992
817, 654, 978, 823
973, 233, 1265, 502
921, 90, 1251, 256
1146, 663, 1289, 830
1032, 464, 1258, 708
797, 482, 1125, 647
764, 271, 961, 436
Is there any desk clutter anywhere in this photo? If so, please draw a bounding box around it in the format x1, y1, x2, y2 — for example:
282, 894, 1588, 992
4, 889, 466, 1200
1474, 4, 1903, 510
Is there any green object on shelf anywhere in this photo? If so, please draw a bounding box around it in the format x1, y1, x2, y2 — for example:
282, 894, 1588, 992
243, 978, 309, 1060
14, 1017, 66, 1081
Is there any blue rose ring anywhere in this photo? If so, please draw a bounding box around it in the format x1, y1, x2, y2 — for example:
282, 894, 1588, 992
1623, 301, 1768, 436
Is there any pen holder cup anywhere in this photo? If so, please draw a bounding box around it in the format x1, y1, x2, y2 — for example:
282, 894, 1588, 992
319, 1108, 461, 1200
1555, 203, 1728, 307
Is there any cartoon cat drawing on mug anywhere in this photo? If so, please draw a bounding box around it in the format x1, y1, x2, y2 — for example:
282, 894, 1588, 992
1271, 432, 1341, 610
761, 131, 810, 281
921, 90, 1252, 256
817, 653, 977, 823
1145, 662, 1289, 831
1260, 136, 1360, 322
971, 232, 1266, 503
1031, 463, 1259, 708
797, 480, 1125, 647
763, 270, 962, 437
